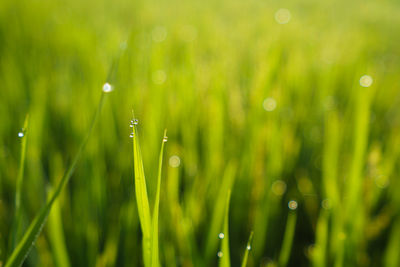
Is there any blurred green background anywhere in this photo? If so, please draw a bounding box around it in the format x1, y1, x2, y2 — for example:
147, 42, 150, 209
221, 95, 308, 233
1, 0, 400, 266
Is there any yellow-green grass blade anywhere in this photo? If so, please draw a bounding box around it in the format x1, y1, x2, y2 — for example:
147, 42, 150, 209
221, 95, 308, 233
312, 211, 328, 267
205, 163, 236, 260
132, 114, 152, 267
48, 196, 70, 267
9, 114, 29, 252
240, 231, 254, 267
278, 208, 297, 267
5, 92, 107, 267
218, 190, 231, 267
384, 219, 400, 267
150, 129, 167, 267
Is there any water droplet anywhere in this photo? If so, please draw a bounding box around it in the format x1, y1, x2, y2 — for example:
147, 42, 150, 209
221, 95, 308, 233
275, 8, 291, 24
120, 41, 127, 50
321, 199, 332, 210
217, 251, 223, 258
18, 132, 24, 138
152, 26, 167, 43
246, 245, 251, 250
102, 82, 113, 93
169, 155, 181, 168
263, 97, 277, 111
218, 233, 224, 239
375, 174, 389, 188
130, 134, 134, 138
360, 75, 373, 87
288, 200, 298, 210
152, 70, 167, 85
163, 136, 168, 143
271, 180, 286, 196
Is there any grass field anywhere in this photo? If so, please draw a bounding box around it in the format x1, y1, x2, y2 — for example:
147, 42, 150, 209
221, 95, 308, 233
1, 0, 400, 266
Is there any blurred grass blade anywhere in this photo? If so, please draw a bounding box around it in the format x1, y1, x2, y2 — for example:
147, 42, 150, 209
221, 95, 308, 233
278, 210, 297, 267
150, 129, 167, 267
132, 114, 152, 267
5, 92, 107, 267
219, 190, 231, 267
312, 211, 328, 267
241, 231, 253, 267
48, 196, 70, 267
384, 219, 400, 267
205, 163, 236, 260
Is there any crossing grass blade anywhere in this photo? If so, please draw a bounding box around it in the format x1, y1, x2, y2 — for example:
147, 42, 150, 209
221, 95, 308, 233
131, 114, 152, 267
219, 190, 232, 267
241, 231, 254, 267
150, 129, 167, 267
5, 92, 107, 267
9, 114, 29, 253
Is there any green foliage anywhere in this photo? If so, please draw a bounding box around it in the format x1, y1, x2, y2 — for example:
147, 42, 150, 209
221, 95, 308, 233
5, 94, 107, 267
132, 120, 166, 267
1, 0, 400, 266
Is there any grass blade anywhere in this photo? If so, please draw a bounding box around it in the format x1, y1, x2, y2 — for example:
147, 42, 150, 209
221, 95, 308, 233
9, 114, 29, 252
205, 163, 236, 260
218, 190, 231, 267
131, 115, 152, 267
241, 231, 254, 267
278, 207, 297, 267
150, 129, 167, 267
5, 92, 108, 267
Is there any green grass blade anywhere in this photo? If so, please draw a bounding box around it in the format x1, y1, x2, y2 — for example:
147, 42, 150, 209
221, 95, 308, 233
278, 208, 297, 267
205, 163, 236, 260
150, 129, 167, 267
312, 211, 328, 267
241, 231, 254, 267
48, 196, 70, 267
5, 92, 107, 267
219, 190, 231, 267
9, 114, 29, 252
131, 114, 152, 267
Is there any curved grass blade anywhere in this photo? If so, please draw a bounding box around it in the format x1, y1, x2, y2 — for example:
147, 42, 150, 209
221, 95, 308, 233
150, 129, 167, 267
241, 231, 253, 267
9, 114, 29, 252
218, 190, 231, 267
5, 92, 108, 267
131, 114, 151, 267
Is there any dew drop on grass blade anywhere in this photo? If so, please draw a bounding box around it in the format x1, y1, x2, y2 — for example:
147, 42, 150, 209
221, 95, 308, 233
150, 129, 167, 267
218, 190, 232, 267
5, 92, 108, 267
241, 231, 254, 267
131, 114, 152, 267
9, 114, 29, 253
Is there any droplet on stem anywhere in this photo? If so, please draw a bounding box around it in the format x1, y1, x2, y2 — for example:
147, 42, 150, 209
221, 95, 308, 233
102, 82, 113, 93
